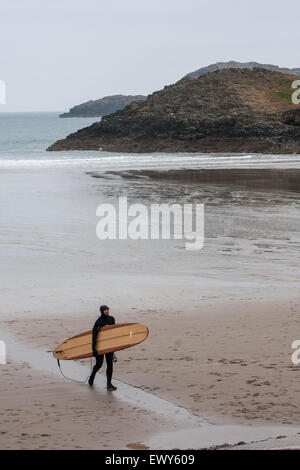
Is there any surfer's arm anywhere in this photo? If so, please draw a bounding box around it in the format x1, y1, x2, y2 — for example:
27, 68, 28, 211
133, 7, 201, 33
92, 319, 100, 356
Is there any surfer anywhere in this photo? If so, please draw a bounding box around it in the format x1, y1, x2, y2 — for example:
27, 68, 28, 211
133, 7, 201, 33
88, 305, 117, 391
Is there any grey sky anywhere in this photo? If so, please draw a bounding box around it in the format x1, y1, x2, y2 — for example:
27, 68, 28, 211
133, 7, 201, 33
0, 0, 299, 112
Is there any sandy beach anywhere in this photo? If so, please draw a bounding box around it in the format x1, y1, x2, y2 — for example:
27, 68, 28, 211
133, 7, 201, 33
1, 155, 300, 449
2, 0, 300, 453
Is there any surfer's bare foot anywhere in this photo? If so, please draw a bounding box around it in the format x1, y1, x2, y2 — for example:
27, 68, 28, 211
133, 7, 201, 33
107, 383, 117, 391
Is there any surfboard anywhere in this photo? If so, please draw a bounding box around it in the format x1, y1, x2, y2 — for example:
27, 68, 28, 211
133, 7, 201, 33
53, 323, 149, 360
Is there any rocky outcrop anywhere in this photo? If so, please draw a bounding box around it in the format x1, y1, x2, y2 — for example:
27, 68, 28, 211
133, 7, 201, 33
184, 61, 300, 79
59, 94, 146, 118
48, 68, 300, 154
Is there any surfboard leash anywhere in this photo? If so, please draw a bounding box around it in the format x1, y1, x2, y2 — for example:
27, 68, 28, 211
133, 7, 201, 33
56, 357, 93, 384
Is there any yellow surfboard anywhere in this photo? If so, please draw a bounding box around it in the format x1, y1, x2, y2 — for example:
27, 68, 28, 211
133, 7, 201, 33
53, 323, 149, 360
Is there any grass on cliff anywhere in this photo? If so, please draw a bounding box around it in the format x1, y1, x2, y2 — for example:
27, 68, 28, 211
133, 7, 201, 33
268, 89, 293, 103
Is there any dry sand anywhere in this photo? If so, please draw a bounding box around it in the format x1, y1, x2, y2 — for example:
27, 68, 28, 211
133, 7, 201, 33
2, 292, 300, 449
3, 296, 300, 427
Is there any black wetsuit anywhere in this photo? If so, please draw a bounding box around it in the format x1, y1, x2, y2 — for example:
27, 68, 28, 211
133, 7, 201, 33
89, 313, 115, 385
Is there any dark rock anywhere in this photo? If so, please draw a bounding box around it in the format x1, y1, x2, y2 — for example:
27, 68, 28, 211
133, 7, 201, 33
281, 108, 300, 126
48, 68, 300, 154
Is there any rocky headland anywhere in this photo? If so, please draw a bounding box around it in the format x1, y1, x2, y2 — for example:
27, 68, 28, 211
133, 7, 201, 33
49, 68, 300, 154
59, 94, 146, 118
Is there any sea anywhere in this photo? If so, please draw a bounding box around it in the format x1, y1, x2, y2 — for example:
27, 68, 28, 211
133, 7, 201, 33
1, 111, 300, 171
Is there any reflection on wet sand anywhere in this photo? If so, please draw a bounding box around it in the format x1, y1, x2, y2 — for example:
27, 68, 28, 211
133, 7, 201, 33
90, 168, 300, 193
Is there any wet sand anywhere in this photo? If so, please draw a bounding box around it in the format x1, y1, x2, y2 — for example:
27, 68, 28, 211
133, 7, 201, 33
1, 162, 300, 449
91, 167, 300, 193
0, 357, 175, 450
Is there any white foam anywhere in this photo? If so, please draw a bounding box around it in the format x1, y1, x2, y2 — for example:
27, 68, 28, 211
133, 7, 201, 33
1, 152, 300, 170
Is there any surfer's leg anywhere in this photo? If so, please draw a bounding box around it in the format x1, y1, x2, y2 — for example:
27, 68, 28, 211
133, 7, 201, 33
88, 355, 104, 386
105, 353, 116, 390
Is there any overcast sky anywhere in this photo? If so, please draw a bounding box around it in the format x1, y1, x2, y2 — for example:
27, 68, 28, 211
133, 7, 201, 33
0, 0, 299, 112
